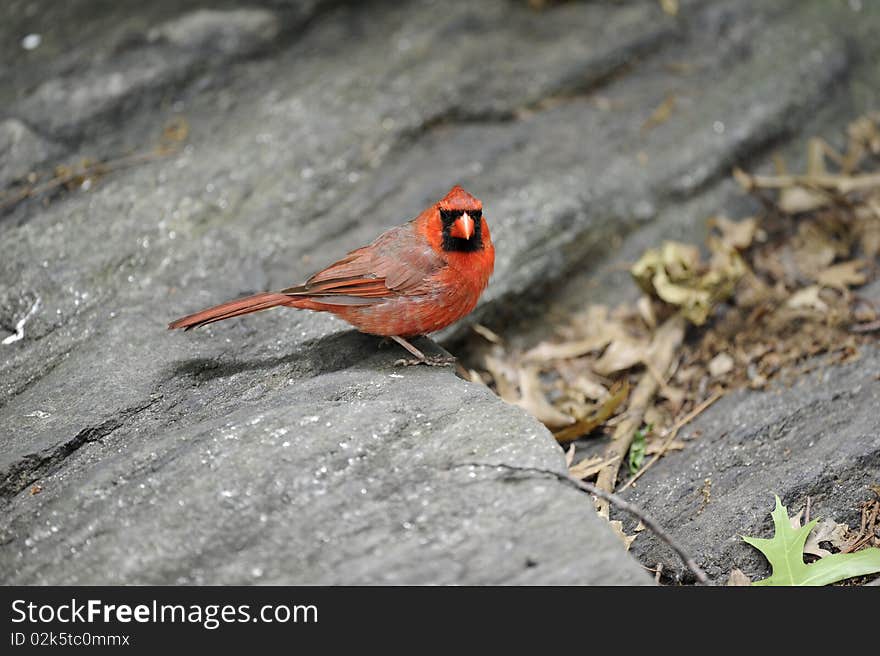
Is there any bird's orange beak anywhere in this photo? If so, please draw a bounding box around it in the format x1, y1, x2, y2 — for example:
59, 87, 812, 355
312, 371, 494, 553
450, 213, 474, 240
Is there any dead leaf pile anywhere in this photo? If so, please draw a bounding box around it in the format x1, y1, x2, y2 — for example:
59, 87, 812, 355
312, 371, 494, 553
631, 239, 746, 325
472, 112, 880, 507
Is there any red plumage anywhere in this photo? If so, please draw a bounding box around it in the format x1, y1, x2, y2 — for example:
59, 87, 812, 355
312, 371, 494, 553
169, 185, 495, 360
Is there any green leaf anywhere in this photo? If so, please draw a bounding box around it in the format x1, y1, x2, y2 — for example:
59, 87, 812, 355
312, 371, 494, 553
743, 496, 880, 586
627, 424, 650, 475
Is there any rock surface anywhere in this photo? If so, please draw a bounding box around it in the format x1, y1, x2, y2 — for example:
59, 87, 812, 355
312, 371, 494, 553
4, 337, 648, 584
621, 346, 880, 584
0, 119, 61, 189
1, 0, 879, 584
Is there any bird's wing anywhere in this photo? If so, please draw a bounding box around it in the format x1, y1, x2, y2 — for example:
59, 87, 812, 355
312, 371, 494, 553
281, 223, 443, 301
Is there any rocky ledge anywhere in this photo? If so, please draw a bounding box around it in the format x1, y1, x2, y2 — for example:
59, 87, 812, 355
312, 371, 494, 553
2, 0, 879, 584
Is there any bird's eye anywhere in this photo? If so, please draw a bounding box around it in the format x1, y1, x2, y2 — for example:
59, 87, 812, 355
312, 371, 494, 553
440, 209, 462, 223
471, 210, 482, 220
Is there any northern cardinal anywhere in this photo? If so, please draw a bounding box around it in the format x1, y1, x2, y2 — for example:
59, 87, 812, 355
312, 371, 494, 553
169, 185, 495, 363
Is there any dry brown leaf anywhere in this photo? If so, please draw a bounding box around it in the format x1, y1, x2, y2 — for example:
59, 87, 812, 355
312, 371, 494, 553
516, 366, 574, 428
710, 215, 759, 250
780, 139, 834, 210
553, 379, 629, 443
478, 112, 880, 526
645, 439, 684, 454
707, 237, 749, 288
643, 404, 669, 430
631, 240, 745, 325
792, 222, 840, 277
787, 286, 828, 312
568, 455, 610, 480
525, 306, 616, 362
557, 396, 595, 420
472, 323, 503, 344
524, 335, 613, 362
592, 334, 649, 375
608, 519, 637, 551
816, 260, 867, 290
568, 304, 611, 334
659, 384, 687, 411
772, 152, 789, 175
751, 246, 791, 285
727, 569, 752, 586
571, 374, 609, 402
857, 208, 880, 256
804, 518, 850, 558
732, 166, 753, 191
637, 295, 657, 329
847, 112, 880, 161
779, 185, 830, 214
564, 443, 576, 468
789, 508, 807, 531
735, 270, 775, 308
483, 354, 519, 402
708, 352, 734, 377
467, 369, 486, 386
645, 313, 687, 372
735, 170, 880, 195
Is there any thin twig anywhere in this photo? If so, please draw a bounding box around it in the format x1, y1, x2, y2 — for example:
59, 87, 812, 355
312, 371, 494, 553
0, 148, 177, 212
734, 169, 880, 193
851, 319, 880, 333
456, 460, 710, 585
617, 389, 723, 492
572, 476, 710, 585
843, 501, 879, 553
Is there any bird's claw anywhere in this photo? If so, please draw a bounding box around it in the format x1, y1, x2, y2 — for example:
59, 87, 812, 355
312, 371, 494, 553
393, 355, 457, 367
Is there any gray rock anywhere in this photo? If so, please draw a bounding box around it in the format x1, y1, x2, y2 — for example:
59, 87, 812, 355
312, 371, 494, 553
622, 346, 880, 584
0, 119, 60, 188
1, 338, 648, 584
148, 9, 280, 57
14, 49, 192, 139
1, 0, 879, 584
12, 7, 285, 140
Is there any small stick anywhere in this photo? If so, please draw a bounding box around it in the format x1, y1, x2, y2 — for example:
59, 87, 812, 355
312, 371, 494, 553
843, 502, 879, 553
0, 148, 177, 212
573, 477, 710, 585
459, 460, 711, 585
734, 169, 880, 193
851, 319, 880, 333
617, 389, 723, 492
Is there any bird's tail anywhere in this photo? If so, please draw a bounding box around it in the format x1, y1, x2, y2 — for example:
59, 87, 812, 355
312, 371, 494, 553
168, 292, 293, 331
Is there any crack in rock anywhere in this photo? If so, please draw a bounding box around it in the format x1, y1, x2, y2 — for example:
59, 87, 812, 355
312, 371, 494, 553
0, 396, 160, 500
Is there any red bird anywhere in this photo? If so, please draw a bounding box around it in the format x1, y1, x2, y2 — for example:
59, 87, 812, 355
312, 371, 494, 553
169, 185, 495, 363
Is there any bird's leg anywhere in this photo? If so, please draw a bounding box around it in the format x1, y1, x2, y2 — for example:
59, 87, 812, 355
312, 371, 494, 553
390, 335, 456, 367
391, 335, 426, 359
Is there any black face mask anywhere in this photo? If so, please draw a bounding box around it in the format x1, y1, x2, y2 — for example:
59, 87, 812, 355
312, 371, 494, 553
439, 209, 483, 253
